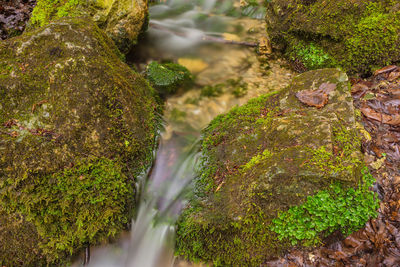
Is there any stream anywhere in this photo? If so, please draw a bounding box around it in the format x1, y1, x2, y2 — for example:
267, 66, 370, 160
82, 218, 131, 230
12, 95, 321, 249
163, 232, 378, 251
74, 1, 294, 266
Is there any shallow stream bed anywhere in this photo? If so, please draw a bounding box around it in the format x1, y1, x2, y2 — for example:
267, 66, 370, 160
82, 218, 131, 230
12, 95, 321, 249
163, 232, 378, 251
73, 1, 294, 266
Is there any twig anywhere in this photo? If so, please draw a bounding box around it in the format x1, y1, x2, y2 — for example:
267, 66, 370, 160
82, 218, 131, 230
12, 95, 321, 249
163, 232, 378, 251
83, 245, 90, 265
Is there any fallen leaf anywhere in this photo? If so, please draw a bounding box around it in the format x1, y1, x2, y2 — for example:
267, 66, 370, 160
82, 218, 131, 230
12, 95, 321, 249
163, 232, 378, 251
351, 82, 370, 94
374, 65, 398, 76
388, 71, 400, 81
360, 106, 400, 125
296, 90, 328, 108
319, 82, 337, 94
295, 83, 336, 109
3, 119, 18, 128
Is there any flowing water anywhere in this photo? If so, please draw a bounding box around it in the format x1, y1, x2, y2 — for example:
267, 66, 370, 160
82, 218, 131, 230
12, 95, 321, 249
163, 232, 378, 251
74, 1, 294, 266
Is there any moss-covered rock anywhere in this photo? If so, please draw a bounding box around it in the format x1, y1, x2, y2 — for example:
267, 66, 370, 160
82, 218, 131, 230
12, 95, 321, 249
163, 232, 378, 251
146, 61, 193, 96
175, 69, 378, 266
0, 17, 160, 265
28, 0, 148, 53
265, 0, 400, 74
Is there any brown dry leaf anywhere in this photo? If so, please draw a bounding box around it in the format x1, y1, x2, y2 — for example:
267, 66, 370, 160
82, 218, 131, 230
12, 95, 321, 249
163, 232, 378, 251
382, 247, 400, 266
351, 82, 370, 94
3, 119, 18, 128
388, 71, 400, 81
360, 106, 400, 125
344, 234, 364, 248
319, 82, 337, 94
31, 99, 48, 113
296, 89, 328, 108
374, 65, 398, 76
296, 83, 336, 109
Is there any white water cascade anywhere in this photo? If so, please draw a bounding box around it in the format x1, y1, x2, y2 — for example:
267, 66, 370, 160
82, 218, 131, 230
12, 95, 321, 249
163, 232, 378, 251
72, 1, 270, 266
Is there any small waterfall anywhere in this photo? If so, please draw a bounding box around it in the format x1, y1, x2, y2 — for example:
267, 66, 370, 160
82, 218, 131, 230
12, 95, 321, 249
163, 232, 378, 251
75, 1, 269, 266
84, 135, 200, 267
126, 137, 200, 267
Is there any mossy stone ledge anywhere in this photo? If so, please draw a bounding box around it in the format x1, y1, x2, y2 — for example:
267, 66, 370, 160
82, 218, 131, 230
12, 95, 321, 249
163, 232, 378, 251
28, 0, 148, 53
265, 0, 400, 74
175, 69, 378, 266
0, 17, 160, 265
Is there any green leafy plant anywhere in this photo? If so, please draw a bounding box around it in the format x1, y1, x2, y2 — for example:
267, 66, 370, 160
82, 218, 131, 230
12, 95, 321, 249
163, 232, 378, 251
287, 40, 336, 70
146, 61, 193, 95
270, 167, 379, 245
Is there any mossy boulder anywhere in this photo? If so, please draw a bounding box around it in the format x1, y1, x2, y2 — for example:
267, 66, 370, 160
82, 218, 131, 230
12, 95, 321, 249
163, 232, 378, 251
146, 61, 193, 96
265, 0, 400, 74
0, 17, 159, 265
175, 69, 378, 266
28, 0, 148, 53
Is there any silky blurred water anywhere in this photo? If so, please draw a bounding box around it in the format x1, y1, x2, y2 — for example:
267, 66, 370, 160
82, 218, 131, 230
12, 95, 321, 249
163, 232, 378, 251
72, 1, 274, 266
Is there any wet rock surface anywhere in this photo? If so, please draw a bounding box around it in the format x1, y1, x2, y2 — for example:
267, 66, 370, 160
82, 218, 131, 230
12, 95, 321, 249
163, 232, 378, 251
267, 66, 400, 266
0, 0, 36, 40
0, 17, 159, 265
175, 69, 370, 265
29, 0, 148, 53
265, 0, 400, 74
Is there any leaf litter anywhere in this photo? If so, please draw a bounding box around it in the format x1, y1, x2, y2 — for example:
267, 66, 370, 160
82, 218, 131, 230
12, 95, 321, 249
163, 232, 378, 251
0, 0, 36, 40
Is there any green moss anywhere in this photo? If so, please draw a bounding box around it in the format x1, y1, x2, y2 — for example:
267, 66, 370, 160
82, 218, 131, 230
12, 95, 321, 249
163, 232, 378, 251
241, 149, 273, 171
266, 0, 400, 74
176, 92, 283, 266
0, 18, 161, 265
146, 61, 193, 95
176, 69, 371, 265
306, 124, 362, 176
202, 91, 279, 148
0, 63, 13, 80
0, 158, 132, 264
176, 205, 285, 267
343, 2, 400, 73
270, 167, 379, 245
29, 0, 86, 28
286, 40, 337, 70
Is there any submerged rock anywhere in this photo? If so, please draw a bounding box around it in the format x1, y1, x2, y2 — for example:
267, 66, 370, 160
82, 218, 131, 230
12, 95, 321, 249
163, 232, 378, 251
265, 0, 400, 74
0, 17, 159, 265
176, 69, 378, 265
28, 0, 148, 53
